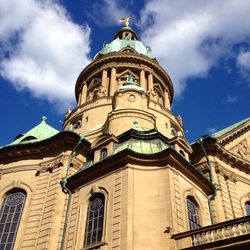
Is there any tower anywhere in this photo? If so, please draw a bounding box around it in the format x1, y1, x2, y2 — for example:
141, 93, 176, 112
62, 23, 214, 249
0, 21, 250, 250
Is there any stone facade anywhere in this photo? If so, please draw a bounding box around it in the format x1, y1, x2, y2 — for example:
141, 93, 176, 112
0, 25, 250, 250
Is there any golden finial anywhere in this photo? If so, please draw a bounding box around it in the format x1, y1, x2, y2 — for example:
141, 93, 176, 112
119, 17, 133, 27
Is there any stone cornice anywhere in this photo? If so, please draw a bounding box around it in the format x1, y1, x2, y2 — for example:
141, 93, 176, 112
218, 121, 250, 145
0, 131, 90, 163
66, 147, 214, 196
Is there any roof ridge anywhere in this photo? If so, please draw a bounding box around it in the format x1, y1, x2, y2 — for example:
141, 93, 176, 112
210, 117, 250, 140
9, 116, 59, 146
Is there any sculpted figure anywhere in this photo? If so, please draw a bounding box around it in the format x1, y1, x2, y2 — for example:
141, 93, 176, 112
237, 142, 249, 159
66, 108, 72, 117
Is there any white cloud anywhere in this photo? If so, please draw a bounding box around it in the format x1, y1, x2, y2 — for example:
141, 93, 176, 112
237, 50, 250, 70
226, 95, 238, 104
83, 0, 131, 26
0, 0, 91, 112
139, 0, 250, 97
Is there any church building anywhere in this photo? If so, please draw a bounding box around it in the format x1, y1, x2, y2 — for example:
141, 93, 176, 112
0, 20, 250, 250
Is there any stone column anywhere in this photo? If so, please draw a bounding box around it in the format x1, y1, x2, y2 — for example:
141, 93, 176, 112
78, 88, 82, 105
140, 69, 146, 90
148, 73, 153, 91
101, 68, 107, 91
81, 81, 87, 104
164, 90, 170, 109
110, 67, 117, 96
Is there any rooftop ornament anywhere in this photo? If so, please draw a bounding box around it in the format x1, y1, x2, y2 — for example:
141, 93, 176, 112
42, 116, 47, 123
119, 17, 133, 27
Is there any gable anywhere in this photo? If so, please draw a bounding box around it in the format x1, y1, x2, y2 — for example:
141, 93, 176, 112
224, 132, 250, 162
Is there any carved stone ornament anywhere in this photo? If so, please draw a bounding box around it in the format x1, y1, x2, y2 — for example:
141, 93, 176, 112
37, 157, 64, 174
128, 94, 136, 102
236, 141, 250, 160
71, 157, 82, 170
227, 173, 238, 182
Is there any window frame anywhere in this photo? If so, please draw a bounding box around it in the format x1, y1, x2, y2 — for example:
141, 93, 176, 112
99, 148, 108, 161
84, 193, 105, 248
245, 201, 250, 216
186, 196, 201, 231
0, 189, 26, 250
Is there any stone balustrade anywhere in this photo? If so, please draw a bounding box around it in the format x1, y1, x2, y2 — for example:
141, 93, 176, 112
171, 215, 250, 249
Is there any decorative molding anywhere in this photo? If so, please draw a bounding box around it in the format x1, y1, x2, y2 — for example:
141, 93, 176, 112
37, 155, 65, 174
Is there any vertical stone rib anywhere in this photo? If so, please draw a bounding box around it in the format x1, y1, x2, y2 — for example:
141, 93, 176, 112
20, 173, 50, 249
173, 171, 184, 232
36, 168, 62, 249
111, 169, 122, 249
66, 192, 80, 250
217, 175, 233, 220
226, 178, 242, 218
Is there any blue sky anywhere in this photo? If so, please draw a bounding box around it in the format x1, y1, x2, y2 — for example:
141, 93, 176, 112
0, 0, 249, 146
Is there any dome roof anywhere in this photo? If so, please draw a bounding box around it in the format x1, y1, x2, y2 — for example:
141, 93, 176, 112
94, 27, 153, 59
9, 116, 59, 146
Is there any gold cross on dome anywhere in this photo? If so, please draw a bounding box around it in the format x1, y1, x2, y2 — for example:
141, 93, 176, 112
119, 17, 133, 27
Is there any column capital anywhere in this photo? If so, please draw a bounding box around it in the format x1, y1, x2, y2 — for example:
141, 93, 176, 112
140, 64, 146, 71
101, 66, 108, 71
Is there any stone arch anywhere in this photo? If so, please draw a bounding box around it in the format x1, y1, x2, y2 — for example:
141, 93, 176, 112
183, 188, 207, 230
0, 181, 33, 249
76, 184, 110, 249
0, 180, 33, 201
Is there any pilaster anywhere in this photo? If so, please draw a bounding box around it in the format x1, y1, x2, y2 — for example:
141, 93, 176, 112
110, 67, 117, 96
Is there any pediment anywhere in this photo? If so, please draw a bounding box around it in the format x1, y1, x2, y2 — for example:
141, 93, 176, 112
226, 138, 250, 162
216, 119, 250, 162
116, 69, 138, 80
214, 118, 249, 145
119, 46, 137, 54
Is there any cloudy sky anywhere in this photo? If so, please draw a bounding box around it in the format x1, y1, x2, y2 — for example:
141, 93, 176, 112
0, 0, 249, 146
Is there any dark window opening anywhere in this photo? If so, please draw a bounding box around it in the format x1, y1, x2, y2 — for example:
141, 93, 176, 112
84, 194, 105, 247
245, 201, 250, 215
187, 197, 200, 230
20, 136, 37, 143
0, 190, 26, 250
179, 150, 185, 157
100, 148, 107, 161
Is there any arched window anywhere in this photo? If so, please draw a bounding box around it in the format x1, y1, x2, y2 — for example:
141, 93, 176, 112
187, 197, 200, 230
245, 201, 250, 215
0, 190, 26, 250
100, 148, 107, 161
84, 193, 105, 247
179, 150, 185, 157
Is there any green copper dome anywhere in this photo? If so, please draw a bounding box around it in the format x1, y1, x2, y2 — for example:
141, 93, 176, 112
9, 116, 59, 146
94, 26, 153, 59
113, 138, 169, 155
